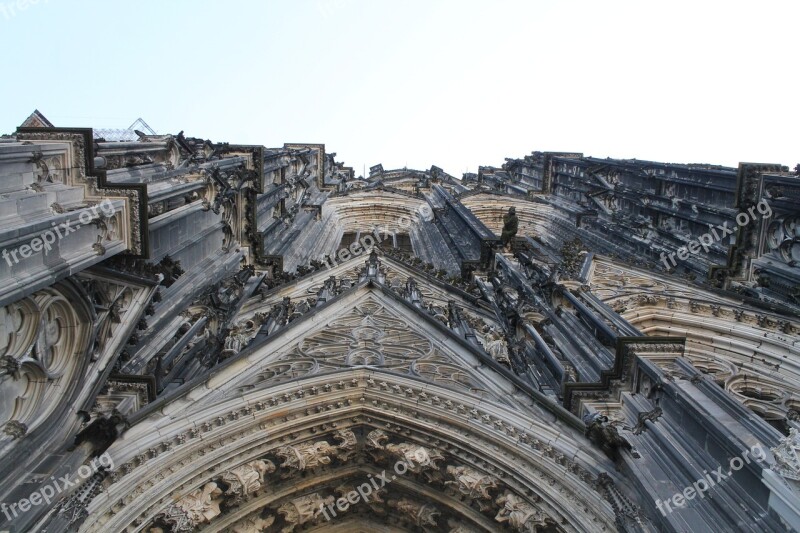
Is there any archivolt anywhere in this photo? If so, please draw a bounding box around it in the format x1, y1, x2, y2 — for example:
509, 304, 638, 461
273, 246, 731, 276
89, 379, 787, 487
78, 370, 623, 532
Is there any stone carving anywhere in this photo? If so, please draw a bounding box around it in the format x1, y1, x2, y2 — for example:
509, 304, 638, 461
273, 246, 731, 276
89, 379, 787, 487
277, 492, 334, 532
230, 514, 276, 533
220, 459, 275, 503
483, 328, 511, 366
445, 465, 499, 510
2, 420, 27, 439
366, 428, 390, 449
501, 206, 519, 248
342, 481, 388, 513
366, 429, 445, 480
295, 299, 433, 369
153, 482, 224, 531
583, 413, 632, 461
631, 407, 663, 435
331, 428, 358, 461
563, 363, 578, 382
0, 355, 19, 377
58, 469, 108, 526
274, 429, 356, 473
221, 325, 251, 359
387, 498, 440, 527
275, 440, 334, 472
596, 472, 644, 528
181, 482, 224, 523
427, 302, 449, 325
70, 411, 127, 457
315, 275, 341, 304
495, 491, 549, 532
771, 428, 800, 481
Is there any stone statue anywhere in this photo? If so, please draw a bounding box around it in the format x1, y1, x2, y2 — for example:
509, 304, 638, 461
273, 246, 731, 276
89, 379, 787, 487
445, 465, 499, 509
388, 498, 440, 527
274, 430, 356, 473
221, 325, 250, 359
501, 206, 519, 248
153, 482, 224, 530
275, 440, 335, 472
495, 491, 548, 532
332, 428, 358, 461
220, 459, 275, 503
583, 412, 632, 461
277, 492, 334, 532
69, 411, 127, 457
771, 428, 800, 481
483, 328, 511, 366
179, 482, 223, 524
366, 429, 444, 481
366, 428, 390, 449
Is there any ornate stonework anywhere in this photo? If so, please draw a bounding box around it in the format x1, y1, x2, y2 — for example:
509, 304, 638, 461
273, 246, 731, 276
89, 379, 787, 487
3, 119, 799, 533
772, 428, 800, 481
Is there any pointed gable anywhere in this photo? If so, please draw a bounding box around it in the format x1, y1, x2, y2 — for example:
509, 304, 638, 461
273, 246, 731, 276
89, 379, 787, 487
19, 109, 54, 128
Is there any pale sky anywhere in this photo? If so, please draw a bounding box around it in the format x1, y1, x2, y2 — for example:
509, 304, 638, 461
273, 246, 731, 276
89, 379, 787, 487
1, 0, 797, 176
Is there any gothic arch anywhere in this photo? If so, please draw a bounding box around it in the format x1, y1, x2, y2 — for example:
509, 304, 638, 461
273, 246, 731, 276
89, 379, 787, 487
60, 283, 641, 532
78, 369, 623, 532
586, 257, 800, 426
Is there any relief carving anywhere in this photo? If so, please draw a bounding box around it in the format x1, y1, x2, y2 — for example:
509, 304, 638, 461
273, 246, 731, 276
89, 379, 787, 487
152, 482, 224, 531
274, 429, 356, 473
482, 328, 511, 366
276, 492, 334, 532
495, 491, 549, 533
771, 428, 800, 481
366, 429, 445, 481
583, 413, 632, 461
387, 497, 440, 527
445, 465, 499, 510
220, 459, 275, 503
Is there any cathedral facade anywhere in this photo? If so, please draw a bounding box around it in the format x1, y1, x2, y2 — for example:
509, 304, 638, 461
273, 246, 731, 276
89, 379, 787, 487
0, 111, 799, 532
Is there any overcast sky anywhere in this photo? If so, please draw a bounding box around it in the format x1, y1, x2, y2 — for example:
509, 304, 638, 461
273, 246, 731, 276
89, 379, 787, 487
1, 0, 797, 176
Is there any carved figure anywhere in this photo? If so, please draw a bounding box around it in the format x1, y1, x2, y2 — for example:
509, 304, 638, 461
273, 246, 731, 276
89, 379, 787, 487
445, 465, 499, 503
501, 206, 519, 248
277, 493, 334, 532
220, 459, 275, 502
388, 498, 440, 527
583, 412, 632, 461
274, 430, 356, 472
495, 491, 548, 532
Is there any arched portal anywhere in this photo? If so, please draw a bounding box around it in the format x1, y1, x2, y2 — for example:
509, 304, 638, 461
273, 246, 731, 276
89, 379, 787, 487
79, 370, 622, 532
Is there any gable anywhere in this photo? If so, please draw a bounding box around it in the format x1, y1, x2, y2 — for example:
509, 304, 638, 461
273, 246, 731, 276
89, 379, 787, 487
244, 251, 498, 330
196, 286, 531, 411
